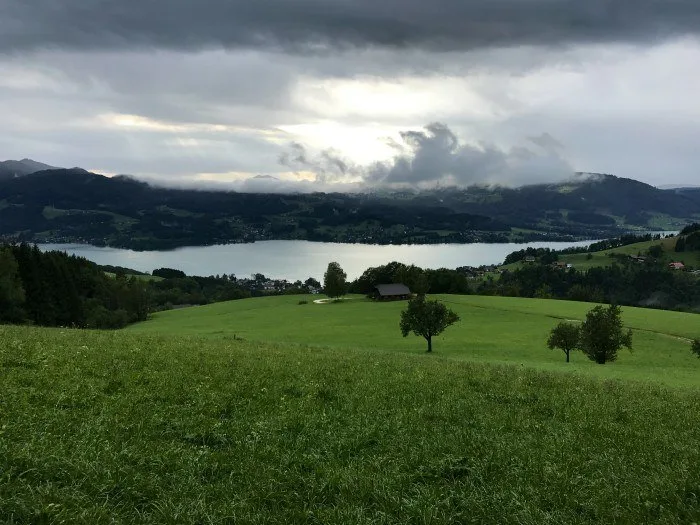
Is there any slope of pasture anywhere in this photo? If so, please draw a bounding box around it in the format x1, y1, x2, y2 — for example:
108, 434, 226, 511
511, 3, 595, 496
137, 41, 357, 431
128, 295, 700, 387
2, 325, 700, 523
558, 236, 700, 270
501, 236, 700, 271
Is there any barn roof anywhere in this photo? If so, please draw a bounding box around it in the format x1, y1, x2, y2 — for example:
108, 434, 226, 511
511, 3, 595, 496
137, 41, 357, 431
375, 283, 411, 296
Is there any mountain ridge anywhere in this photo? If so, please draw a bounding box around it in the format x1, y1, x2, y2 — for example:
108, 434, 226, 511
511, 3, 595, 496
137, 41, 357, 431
0, 165, 697, 250
0, 158, 57, 181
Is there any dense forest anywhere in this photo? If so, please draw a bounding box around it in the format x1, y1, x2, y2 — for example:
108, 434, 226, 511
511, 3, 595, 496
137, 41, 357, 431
675, 223, 700, 252
0, 244, 149, 328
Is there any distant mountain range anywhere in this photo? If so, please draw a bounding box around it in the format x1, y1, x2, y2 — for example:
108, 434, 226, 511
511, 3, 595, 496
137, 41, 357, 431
0, 159, 57, 181
0, 159, 698, 250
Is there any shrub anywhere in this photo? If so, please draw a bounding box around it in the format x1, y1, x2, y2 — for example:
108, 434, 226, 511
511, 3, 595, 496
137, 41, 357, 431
691, 339, 700, 358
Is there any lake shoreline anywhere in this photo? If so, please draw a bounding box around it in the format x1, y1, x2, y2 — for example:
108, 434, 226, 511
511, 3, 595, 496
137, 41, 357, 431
37, 239, 613, 281
33, 233, 627, 252
31, 228, 675, 253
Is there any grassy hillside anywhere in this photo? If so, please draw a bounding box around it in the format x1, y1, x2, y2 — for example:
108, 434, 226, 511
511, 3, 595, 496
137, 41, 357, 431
501, 236, 700, 271
558, 236, 700, 270
129, 295, 700, 387
2, 325, 700, 523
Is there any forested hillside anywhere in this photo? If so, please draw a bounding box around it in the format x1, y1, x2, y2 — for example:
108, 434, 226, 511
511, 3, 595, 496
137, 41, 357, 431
1, 167, 698, 249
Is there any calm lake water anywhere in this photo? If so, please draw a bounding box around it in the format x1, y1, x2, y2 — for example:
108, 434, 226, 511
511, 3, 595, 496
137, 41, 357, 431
39, 239, 603, 281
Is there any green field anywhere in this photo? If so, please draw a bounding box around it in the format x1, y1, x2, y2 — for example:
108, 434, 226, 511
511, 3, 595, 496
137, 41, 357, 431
3, 295, 700, 523
129, 294, 700, 387
2, 322, 700, 523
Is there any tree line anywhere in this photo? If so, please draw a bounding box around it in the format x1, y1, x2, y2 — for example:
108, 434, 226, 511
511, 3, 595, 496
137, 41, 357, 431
675, 223, 700, 252
0, 246, 325, 329
345, 257, 699, 313
0, 244, 148, 328
485, 262, 699, 311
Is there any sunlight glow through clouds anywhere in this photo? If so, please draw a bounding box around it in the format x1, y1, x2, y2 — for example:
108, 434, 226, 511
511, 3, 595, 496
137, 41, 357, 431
95, 113, 291, 143
281, 76, 513, 164
294, 76, 501, 121
277, 122, 401, 164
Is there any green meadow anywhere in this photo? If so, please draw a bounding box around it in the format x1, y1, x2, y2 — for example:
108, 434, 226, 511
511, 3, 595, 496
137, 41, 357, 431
129, 294, 700, 387
3, 294, 700, 523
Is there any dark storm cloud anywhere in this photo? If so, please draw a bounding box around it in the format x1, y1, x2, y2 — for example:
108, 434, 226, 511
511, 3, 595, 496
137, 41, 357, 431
2, 1, 700, 54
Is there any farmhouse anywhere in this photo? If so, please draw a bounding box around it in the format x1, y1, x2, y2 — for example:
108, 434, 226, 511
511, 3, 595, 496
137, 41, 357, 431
374, 283, 412, 301
669, 262, 685, 271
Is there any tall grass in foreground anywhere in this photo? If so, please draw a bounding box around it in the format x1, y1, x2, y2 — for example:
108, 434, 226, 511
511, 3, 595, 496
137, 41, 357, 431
2, 325, 700, 524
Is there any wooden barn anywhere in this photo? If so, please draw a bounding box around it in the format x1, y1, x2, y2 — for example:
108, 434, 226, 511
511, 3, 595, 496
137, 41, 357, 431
373, 283, 412, 301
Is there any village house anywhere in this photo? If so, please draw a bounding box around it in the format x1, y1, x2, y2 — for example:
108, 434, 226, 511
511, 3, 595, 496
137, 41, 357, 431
373, 284, 412, 301
524, 256, 536, 264
669, 262, 686, 271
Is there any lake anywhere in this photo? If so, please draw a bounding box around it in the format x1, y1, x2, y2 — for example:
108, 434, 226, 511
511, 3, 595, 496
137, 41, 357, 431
39, 239, 604, 281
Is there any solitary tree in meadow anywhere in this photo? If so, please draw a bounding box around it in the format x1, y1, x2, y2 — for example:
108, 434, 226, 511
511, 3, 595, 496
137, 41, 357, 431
691, 339, 700, 358
578, 304, 632, 364
547, 322, 580, 363
323, 262, 347, 300
400, 295, 460, 352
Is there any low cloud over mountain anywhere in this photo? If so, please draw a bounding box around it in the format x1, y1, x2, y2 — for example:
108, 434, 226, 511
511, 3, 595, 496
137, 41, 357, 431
280, 124, 575, 190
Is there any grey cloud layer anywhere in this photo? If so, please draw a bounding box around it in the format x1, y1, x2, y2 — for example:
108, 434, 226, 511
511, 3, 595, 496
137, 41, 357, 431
2, 1, 700, 53
280, 123, 575, 188
368, 124, 574, 187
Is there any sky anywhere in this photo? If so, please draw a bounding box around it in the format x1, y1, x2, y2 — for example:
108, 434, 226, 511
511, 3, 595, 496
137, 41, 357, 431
1, 0, 700, 191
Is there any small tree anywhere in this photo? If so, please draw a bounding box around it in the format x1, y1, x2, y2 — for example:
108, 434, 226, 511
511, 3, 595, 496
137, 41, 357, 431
547, 322, 580, 363
323, 262, 347, 300
400, 295, 460, 352
647, 244, 664, 258
691, 339, 700, 358
578, 304, 632, 364
304, 277, 321, 290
